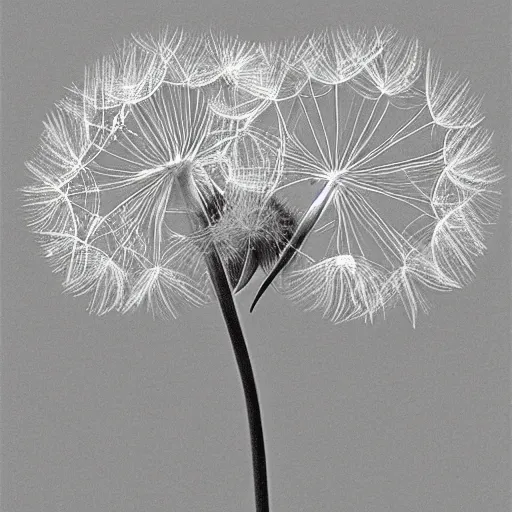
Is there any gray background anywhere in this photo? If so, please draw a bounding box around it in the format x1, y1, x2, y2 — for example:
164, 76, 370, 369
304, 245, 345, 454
2, 0, 510, 511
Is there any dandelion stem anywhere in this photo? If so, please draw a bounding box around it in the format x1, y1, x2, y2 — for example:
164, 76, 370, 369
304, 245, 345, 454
176, 164, 269, 512
250, 179, 337, 312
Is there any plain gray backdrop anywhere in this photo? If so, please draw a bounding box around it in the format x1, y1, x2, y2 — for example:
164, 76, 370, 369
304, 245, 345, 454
2, 0, 510, 511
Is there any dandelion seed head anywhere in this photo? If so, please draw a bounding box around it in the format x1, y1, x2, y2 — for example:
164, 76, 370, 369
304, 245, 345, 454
24, 26, 500, 324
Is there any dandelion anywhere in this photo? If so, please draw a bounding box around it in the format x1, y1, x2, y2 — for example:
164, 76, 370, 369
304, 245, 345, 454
23, 30, 297, 511
250, 30, 501, 329
23, 26, 501, 512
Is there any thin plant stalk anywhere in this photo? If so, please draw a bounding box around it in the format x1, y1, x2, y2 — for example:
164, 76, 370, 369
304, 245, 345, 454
176, 164, 269, 512
250, 179, 337, 312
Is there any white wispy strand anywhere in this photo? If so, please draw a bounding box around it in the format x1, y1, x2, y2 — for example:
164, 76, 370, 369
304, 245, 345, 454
284, 255, 388, 323
441, 126, 502, 191
350, 28, 424, 106
89, 83, 232, 195
429, 183, 500, 285
133, 28, 220, 88
122, 260, 210, 318
303, 27, 384, 85
427, 124, 501, 286
425, 51, 485, 129
256, 39, 310, 101
381, 248, 459, 327
63, 245, 129, 315
68, 41, 166, 113
207, 39, 311, 121
204, 32, 279, 121
25, 105, 102, 186
22, 167, 99, 234
223, 126, 283, 195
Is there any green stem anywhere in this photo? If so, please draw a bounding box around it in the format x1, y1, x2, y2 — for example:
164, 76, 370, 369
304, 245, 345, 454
177, 165, 269, 512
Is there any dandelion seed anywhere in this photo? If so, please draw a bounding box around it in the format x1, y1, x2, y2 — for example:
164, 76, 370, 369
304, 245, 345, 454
133, 28, 220, 88
430, 188, 500, 285
303, 27, 384, 85
350, 28, 425, 106
442, 126, 502, 191
200, 31, 274, 120
73, 41, 166, 111
284, 255, 388, 323
64, 246, 129, 315
25, 105, 101, 185
381, 248, 459, 327
426, 51, 485, 129
257, 39, 311, 101
428, 125, 501, 286
122, 254, 210, 319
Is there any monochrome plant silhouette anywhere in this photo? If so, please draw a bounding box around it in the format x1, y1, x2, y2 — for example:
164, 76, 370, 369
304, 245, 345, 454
23, 25, 501, 512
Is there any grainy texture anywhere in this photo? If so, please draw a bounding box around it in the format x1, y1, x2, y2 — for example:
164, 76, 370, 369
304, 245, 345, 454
2, 1, 510, 512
